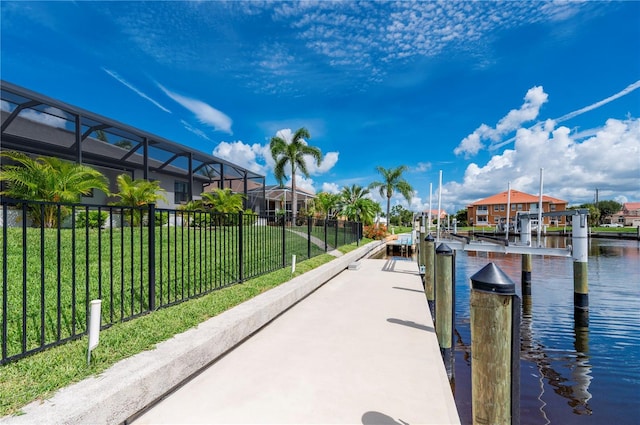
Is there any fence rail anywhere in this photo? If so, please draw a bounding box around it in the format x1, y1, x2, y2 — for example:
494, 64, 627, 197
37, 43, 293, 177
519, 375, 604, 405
0, 197, 361, 364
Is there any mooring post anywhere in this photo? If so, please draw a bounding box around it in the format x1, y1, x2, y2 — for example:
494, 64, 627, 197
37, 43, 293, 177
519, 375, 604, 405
435, 243, 455, 381
470, 263, 520, 425
424, 234, 436, 320
521, 254, 532, 296
519, 214, 533, 301
572, 210, 589, 327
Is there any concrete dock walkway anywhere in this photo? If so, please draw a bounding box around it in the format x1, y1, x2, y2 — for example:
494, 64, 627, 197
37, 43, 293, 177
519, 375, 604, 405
132, 258, 459, 425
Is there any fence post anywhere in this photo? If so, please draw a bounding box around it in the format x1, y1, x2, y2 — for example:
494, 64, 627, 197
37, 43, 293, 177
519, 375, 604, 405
307, 216, 312, 258
238, 211, 244, 282
324, 219, 328, 251
282, 212, 286, 268
148, 203, 156, 311
424, 234, 436, 320
435, 243, 455, 380
470, 263, 520, 425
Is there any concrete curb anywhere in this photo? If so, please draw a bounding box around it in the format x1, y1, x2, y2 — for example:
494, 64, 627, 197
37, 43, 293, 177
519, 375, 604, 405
2, 241, 386, 425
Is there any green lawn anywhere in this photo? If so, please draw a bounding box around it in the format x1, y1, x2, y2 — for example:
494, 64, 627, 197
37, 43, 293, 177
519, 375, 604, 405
0, 239, 370, 417
0, 224, 348, 364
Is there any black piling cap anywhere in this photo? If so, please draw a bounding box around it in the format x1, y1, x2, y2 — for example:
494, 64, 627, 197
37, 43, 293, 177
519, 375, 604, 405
436, 243, 453, 255
471, 263, 516, 295
425, 234, 434, 242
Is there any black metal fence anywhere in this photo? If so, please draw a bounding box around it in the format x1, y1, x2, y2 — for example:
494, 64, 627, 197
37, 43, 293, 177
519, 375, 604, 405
0, 197, 361, 364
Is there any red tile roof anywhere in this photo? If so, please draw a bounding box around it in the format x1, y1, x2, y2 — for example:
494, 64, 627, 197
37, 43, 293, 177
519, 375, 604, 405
468, 190, 567, 206
624, 202, 640, 211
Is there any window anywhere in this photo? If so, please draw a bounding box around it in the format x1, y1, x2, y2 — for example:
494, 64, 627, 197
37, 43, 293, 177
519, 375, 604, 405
494, 205, 499, 211
500, 205, 505, 211
174, 181, 189, 204
511, 204, 516, 211
550, 204, 556, 211
494, 217, 500, 223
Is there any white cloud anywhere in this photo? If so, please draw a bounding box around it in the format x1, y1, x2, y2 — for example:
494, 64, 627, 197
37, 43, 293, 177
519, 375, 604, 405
293, 176, 317, 194
212, 141, 268, 175
158, 84, 232, 134
491, 80, 640, 151
447, 117, 640, 207
413, 162, 432, 173
454, 86, 548, 157
321, 182, 341, 194
103, 68, 171, 113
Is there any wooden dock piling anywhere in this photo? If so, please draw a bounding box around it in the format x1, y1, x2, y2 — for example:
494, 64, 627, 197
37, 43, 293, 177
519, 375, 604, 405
470, 263, 520, 425
435, 243, 454, 380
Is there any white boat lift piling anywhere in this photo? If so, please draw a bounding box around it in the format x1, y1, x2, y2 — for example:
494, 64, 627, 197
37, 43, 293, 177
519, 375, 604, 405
438, 208, 590, 324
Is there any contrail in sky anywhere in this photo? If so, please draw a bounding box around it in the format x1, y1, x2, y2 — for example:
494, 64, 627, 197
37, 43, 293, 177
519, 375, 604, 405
102, 68, 172, 114
490, 79, 640, 150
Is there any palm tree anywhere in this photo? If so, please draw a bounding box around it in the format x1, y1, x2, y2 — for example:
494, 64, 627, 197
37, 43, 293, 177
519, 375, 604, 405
339, 184, 378, 225
112, 174, 167, 225
201, 188, 244, 214
312, 192, 341, 219
269, 128, 323, 219
369, 165, 414, 229
0, 151, 109, 227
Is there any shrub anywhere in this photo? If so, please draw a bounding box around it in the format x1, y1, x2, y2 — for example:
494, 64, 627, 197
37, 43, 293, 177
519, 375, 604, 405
154, 211, 169, 226
364, 224, 388, 240
76, 211, 108, 228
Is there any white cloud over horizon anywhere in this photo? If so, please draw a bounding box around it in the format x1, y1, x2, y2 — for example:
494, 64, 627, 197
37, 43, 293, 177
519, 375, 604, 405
445, 117, 640, 210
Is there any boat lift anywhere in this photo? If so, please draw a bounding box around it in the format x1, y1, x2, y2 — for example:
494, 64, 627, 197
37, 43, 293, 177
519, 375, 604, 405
434, 209, 590, 259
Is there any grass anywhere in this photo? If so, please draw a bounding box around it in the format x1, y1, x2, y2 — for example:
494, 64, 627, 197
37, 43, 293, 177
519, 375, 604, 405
0, 224, 356, 364
0, 239, 370, 417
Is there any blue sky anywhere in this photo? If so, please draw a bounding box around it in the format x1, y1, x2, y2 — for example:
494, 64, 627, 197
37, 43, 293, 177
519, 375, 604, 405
1, 1, 639, 214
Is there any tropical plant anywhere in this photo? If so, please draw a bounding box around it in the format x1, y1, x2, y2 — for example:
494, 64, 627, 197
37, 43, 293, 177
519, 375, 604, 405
112, 174, 167, 226
0, 151, 109, 227
369, 165, 414, 230
180, 189, 246, 227
311, 192, 341, 219
269, 128, 323, 218
339, 184, 378, 225
201, 188, 245, 214
571, 204, 600, 227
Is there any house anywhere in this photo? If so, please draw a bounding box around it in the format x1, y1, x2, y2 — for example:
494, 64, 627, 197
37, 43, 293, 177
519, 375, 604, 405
423, 209, 448, 221
611, 202, 640, 227
0, 81, 265, 211
467, 189, 568, 228
246, 185, 316, 217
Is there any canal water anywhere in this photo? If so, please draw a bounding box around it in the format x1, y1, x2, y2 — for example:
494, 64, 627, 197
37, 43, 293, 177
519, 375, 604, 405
380, 237, 640, 424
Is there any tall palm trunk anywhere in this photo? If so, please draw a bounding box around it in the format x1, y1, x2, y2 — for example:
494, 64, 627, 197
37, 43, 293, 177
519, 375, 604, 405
291, 172, 297, 218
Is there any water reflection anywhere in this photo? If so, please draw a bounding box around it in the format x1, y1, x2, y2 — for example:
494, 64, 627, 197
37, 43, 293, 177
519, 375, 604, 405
453, 237, 639, 424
